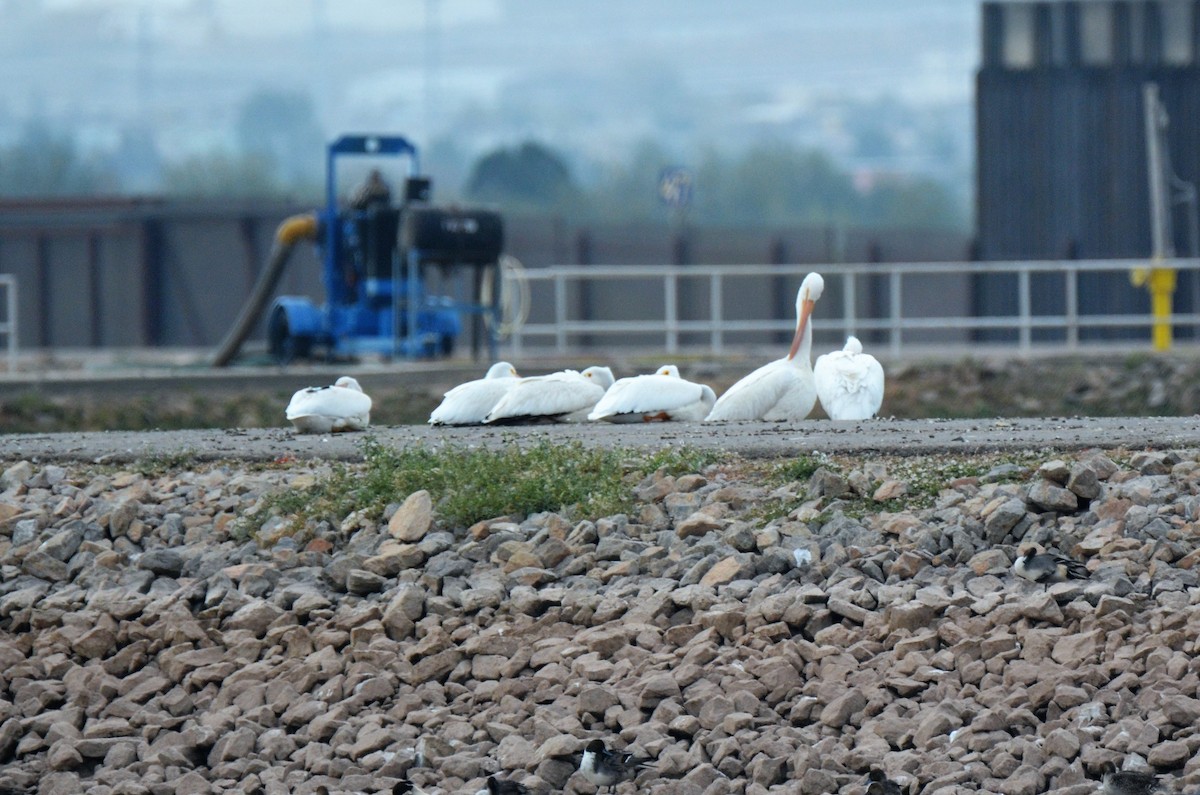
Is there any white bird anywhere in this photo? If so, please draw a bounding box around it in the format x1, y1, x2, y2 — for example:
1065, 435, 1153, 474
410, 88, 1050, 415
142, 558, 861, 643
588, 365, 716, 423
428, 361, 520, 426
705, 272, 825, 422
285, 376, 372, 434
814, 335, 885, 420
484, 366, 615, 424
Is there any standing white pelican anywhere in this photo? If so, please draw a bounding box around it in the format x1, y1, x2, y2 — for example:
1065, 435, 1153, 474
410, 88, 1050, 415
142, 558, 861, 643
814, 336, 885, 420
428, 361, 520, 426
704, 272, 825, 422
285, 375, 372, 433
588, 365, 716, 422
483, 366, 615, 424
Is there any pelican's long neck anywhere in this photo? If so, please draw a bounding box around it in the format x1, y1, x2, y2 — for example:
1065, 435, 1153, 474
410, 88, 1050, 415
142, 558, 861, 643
786, 298, 815, 366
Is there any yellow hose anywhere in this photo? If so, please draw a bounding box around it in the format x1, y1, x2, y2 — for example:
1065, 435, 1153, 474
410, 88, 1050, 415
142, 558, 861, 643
211, 213, 317, 366
277, 213, 318, 246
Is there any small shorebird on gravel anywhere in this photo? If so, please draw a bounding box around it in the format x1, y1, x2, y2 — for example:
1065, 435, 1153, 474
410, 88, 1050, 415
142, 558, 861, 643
393, 778, 432, 795
1012, 544, 1089, 589
578, 739, 653, 792
1099, 762, 1163, 795
864, 767, 905, 795
479, 775, 529, 795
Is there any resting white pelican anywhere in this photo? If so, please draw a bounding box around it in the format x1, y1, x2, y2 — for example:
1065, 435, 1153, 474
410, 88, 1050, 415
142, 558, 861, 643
704, 272, 825, 422
428, 361, 520, 426
483, 366, 615, 424
588, 365, 716, 422
814, 336, 884, 420
285, 375, 372, 433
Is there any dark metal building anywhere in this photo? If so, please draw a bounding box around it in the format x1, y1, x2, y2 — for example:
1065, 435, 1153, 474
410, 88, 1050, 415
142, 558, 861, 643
975, 0, 1200, 339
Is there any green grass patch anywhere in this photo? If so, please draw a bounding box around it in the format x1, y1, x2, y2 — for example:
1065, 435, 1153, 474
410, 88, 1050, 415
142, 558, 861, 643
746, 451, 1040, 526
134, 448, 201, 477
767, 454, 826, 485
240, 437, 720, 544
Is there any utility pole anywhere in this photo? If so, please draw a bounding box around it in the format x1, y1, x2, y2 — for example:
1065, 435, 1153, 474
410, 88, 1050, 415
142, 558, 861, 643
1134, 82, 1177, 351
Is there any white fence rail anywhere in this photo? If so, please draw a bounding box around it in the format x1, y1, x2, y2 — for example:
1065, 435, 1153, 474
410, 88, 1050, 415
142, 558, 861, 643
0, 275, 15, 371
505, 258, 1200, 357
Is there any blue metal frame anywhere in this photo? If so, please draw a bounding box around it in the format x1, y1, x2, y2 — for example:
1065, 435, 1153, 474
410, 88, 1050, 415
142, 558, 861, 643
269, 133, 497, 362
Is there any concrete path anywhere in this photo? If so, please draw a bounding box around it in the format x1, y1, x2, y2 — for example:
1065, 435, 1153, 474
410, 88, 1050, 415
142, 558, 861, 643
1, 415, 1196, 464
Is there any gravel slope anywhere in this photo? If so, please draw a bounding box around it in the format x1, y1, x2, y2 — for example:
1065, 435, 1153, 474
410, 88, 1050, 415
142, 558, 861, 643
1, 430, 1199, 794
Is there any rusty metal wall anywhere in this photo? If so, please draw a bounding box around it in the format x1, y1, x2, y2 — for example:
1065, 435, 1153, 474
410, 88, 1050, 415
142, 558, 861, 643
975, 0, 1200, 339
0, 198, 971, 352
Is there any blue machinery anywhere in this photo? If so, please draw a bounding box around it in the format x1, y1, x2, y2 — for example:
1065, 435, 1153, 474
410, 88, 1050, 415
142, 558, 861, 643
267, 134, 504, 362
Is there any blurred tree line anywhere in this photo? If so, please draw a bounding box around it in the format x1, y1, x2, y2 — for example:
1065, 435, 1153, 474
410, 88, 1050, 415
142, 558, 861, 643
0, 90, 965, 231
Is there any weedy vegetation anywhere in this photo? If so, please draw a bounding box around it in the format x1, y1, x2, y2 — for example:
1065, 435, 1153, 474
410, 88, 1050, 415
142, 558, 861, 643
238, 436, 723, 544
749, 450, 1039, 525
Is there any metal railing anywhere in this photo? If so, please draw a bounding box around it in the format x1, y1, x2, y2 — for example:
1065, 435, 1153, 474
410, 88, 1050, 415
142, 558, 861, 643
0, 275, 15, 371
504, 258, 1200, 357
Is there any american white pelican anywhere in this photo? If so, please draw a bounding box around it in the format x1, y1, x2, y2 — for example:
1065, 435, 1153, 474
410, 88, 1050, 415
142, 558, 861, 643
588, 365, 716, 422
483, 366, 614, 424
813, 335, 885, 420
428, 361, 520, 426
285, 375, 372, 433
704, 272, 825, 421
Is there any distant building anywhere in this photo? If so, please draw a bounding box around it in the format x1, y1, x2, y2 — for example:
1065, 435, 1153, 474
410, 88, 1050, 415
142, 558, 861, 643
975, 0, 1200, 338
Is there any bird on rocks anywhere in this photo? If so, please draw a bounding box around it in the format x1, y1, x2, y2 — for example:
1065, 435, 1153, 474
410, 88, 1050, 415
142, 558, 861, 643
285, 375, 372, 434
484, 366, 614, 424
428, 361, 520, 426
393, 778, 435, 795
1012, 545, 1089, 589
578, 739, 653, 793
864, 768, 905, 795
814, 335, 885, 420
1099, 762, 1162, 795
477, 775, 529, 795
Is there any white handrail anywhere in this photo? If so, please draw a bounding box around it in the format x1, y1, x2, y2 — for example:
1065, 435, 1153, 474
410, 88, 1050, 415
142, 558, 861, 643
0, 275, 16, 372
504, 258, 1200, 357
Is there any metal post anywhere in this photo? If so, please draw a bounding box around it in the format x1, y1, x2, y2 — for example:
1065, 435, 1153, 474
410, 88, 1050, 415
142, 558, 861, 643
1065, 267, 1079, 349
889, 269, 902, 357
0, 275, 16, 372
554, 272, 567, 353
36, 233, 51, 348
843, 271, 857, 339
7, 277, 15, 372
710, 272, 722, 354
1140, 82, 1177, 351
664, 270, 678, 354
406, 247, 420, 358
88, 232, 103, 347
1018, 269, 1032, 351
140, 219, 164, 346
1145, 83, 1174, 262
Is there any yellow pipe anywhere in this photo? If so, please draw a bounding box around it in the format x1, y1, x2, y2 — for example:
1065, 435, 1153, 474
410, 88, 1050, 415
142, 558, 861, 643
276, 213, 318, 246
1131, 263, 1177, 351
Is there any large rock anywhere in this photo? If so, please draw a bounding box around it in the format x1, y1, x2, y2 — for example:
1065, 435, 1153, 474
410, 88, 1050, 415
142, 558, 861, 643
388, 490, 434, 541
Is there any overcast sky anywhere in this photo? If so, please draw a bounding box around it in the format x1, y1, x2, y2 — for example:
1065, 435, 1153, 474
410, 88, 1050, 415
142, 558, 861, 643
1, 1, 979, 186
